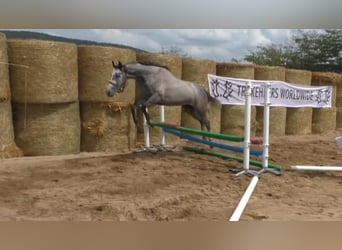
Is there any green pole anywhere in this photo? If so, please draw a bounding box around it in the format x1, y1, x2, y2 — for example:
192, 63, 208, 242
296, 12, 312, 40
183, 146, 283, 172
150, 121, 244, 142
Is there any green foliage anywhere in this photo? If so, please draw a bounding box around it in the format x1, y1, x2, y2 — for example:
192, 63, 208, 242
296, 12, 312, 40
244, 29, 342, 73
244, 44, 290, 66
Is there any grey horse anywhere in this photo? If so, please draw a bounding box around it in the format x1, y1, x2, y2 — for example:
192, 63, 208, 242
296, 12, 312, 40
107, 60, 220, 133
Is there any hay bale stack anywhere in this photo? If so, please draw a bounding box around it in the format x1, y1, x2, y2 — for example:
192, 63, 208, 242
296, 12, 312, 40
0, 101, 14, 144
80, 102, 135, 153
0, 33, 12, 143
334, 74, 342, 106
334, 74, 342, 128
337, 107, 342, 128
312, 107, 337, 133
0, 101, 18, 158
7, 39, 78, 103
12, 102, 80, 156
311, 72, 337, 133
0, 33, 22, 158
7, 39, 81, 156
254, 66, 287, 136
78, 45, 136, 103
181, 58, 220, 132
78, 45, 137, 153
285, 69, 313, 135
136, 52, 182, 145
0, 33, 11, 102
216, 63, 256, 137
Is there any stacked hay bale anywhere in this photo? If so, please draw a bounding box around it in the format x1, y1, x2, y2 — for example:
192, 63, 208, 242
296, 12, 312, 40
181, 58, 220, 132
0, 33, 23, 158
216, 63, 256, 137
136, 52, 182, 145
8, 39, 80, 156
311, 72, 337, 133
254, 66, 287, 136
285, 69, 312, 135
334, 74, 342, 128
78, 45, 136, 153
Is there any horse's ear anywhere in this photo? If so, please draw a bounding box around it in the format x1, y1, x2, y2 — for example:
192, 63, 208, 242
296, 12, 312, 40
112, 61, 116, 68
118, 61, 123, 69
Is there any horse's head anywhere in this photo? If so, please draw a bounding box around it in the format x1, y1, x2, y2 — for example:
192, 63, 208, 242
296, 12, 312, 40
107, 61, 127, 97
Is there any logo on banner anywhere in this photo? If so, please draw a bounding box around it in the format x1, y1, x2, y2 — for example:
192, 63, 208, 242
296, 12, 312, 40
210, 79, 233, 100
315, 89, 331, 105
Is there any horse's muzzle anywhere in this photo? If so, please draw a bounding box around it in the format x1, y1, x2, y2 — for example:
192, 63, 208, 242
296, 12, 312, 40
107, 82, 116, 97
107, 90, 114, 97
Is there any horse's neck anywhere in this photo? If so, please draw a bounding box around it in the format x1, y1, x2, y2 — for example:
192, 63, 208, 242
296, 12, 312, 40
125, 63, 159, 77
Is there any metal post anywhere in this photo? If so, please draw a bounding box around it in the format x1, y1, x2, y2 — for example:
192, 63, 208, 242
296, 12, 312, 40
233, 81, 258, 177
143, 107, 150, 148
262, 82, 270, 169
257, 82, 282, 176
291, 166, 342, 171
243, 80, 252, 171
160, 105, 166, 145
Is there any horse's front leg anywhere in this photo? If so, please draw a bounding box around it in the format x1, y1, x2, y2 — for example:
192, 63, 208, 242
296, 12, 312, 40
141, 93, 162, 126
140, 104, 153, 127
130, 103, 139, 125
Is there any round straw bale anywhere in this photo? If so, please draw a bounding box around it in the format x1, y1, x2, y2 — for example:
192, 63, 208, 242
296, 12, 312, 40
285, 69, 313, 135
255, 65, 286, 80
256, 107, 286, 136
12, 102, 81, 156
78, 45, 136, 102
312, 107, 336, 134
216, 63, 256, 136
286, 107, 313, 135
311, 71, 337, 106
285, 69, 312, 86
180, 58, 220, 132
136, 52, 183, 145
254, 66, 287, 136
220, 105, 257, 137
137, 52, 182, 77
7, 39, 78, 103
0, 100, 15, 145
80, 102, 136, 153
0, 33, 11, 102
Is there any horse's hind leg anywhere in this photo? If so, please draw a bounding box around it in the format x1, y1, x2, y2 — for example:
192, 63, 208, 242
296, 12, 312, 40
200, 118, 212, 140
201, 119, 211, 133
184, 105, 211, 141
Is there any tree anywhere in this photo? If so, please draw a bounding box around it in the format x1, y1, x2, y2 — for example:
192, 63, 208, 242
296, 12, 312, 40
244, 29, 342, 73
244, 44, 290, 66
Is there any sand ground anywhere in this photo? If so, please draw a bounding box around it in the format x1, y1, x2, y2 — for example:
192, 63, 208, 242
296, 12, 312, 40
0, 129, 341, 221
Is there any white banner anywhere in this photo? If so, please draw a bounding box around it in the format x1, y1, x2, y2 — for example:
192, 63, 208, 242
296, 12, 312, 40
208, 74, 332, 108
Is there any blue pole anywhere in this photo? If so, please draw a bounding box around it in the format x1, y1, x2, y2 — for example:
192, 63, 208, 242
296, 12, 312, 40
163, 128, 263, 157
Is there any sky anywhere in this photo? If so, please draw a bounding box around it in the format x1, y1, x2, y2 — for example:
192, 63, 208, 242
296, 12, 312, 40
20, 29, 298, 62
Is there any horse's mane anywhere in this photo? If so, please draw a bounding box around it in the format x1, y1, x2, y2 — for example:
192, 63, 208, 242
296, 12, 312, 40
137, 60, 170, 70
